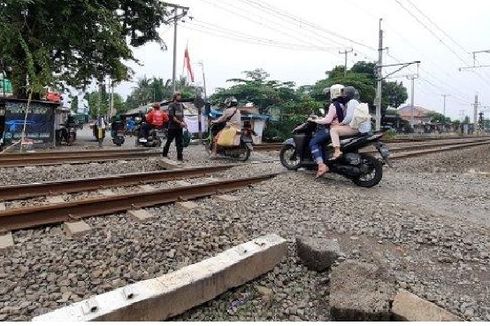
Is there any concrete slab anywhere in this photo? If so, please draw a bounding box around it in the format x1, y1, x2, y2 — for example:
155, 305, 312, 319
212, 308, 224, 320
0, 202, 5, 211
214, 194, 238, 202
139, 185, 155, 192
127, 210, 153, 222
158, 158, 179, 169
392, 290, 460, 321
330, 260, 395, 321
0, 232, 14, 252
98, 189, 115, 196
33, 234, 288, 321
46, 196, 65, 204
176, 201, 199, 211
63, 221, 92, 238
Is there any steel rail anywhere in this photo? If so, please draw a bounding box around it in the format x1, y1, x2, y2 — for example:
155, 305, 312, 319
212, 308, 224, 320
0, 151, 162, 168
0, 148, 152, 159
389, 140, 490, 160
254, 136, 490, 151
0, 173, 278, 233
0, 165, 235, 202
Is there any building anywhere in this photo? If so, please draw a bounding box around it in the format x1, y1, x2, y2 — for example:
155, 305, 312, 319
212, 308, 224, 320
398, 105, 433, 125
0, 97, 61, 148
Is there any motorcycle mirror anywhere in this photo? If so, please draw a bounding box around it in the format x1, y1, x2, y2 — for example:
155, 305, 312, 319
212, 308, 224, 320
319, 108, 326, 116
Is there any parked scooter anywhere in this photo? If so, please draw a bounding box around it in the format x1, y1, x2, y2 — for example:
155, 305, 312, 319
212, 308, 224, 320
279, 117, 391, 187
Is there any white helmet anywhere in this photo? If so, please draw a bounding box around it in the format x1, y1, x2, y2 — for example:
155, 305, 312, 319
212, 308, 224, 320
329, 84, 344, 100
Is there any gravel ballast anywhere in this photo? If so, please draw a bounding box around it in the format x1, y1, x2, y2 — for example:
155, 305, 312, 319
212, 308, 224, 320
0, 144, 489, 321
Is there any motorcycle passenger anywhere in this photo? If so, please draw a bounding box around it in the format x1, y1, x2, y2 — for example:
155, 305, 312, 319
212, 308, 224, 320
163, 91, 187, 161
330, 86, 371, 160
210, 96, 242, 158
309, 84, 345, 178
140, 103, 168, 142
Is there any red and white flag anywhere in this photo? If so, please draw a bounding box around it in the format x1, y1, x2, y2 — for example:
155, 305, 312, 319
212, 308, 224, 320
183, 44, 195, 83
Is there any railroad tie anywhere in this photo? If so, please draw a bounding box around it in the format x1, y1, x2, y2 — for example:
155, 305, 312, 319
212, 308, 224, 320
45, 196, 65, 204
0, 202, 5, 211
215, 194, 239, 202
0, 232, 14, 252
127, 210, 153, 222
138, 185, 155, 192
32, 234, 288, 321
63, 221, 92, 238
98, 189, 115, 197
175, 201, 199, 211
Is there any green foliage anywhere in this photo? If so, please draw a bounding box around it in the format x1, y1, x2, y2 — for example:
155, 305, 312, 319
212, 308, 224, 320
0, 0, 170, 98
69, 95, 79, 113
427, 111, 451, 124
210, 69, 300, 111
124, 76, 197, 110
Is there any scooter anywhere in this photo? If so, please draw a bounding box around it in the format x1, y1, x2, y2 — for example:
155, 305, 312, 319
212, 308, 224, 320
111, 123, 125, 147
204, 123, 254, 162
135, 122, 167, 147
279, 117, 391, 188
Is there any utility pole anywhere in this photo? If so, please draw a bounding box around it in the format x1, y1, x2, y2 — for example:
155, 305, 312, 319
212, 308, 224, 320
474, 94, 479, 125
406, 74, 418, 127
339, 48, 354, 77
375, 19, 384, 131
164, 2, 189, 93
441, 94, 449, 118
198, 62, 208, 101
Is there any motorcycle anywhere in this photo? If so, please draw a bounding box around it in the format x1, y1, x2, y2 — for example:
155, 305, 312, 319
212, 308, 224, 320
56, 122, 77, 146
279, 118, 391, 188
111, 122, 125, 147
135, 122, 167, 147
204, 123, 254, 162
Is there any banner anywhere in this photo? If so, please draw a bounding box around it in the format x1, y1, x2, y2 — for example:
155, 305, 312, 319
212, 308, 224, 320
3, 101, 55, 145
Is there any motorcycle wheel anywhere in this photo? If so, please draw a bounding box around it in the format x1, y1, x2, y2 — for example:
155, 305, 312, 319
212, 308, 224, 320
353, 154, 383, 188
203, 137, 213, 155
238, 144, 251, 162
280, 144, 301, 170
67, 134, 75, 146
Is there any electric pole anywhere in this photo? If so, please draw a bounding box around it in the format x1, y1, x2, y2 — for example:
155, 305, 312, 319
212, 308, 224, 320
375, 19, 384, 131
339, 48, 354, 77
474, 94, 479, 125
406, 74, 418, 127
164, 2, 189, 93
441, 94, 449, 118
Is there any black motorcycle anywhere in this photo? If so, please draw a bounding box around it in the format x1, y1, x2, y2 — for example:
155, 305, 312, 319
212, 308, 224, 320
279, 120, 391, 188
204, 123, 254, 162
135, 122, 167, 147
111, 121, 126, 147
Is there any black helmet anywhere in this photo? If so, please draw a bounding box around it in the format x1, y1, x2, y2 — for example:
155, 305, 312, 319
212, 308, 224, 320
224, 96, 238, 108
342, 86, 357, 101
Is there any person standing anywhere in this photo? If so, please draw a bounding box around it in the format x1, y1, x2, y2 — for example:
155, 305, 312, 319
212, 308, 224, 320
163, 91, 186, 161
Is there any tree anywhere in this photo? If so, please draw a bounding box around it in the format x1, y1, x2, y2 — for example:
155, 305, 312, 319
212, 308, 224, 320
210, 69, 300, 111
427, 111, 451, 124
124, 76, 197, 111
0, 0, 170, 98
69, 95, 79, 113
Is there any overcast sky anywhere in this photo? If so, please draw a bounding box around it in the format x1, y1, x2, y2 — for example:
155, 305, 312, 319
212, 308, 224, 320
113, 0, 490, 120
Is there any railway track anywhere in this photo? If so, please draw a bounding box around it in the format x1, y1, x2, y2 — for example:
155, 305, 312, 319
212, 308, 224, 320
0, 149, 161, 168
0, 173, 278, 233
0, 165, 235, 202
255, 137, 490, 153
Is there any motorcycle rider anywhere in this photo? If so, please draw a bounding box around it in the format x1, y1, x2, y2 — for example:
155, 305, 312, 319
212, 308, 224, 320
210, 96, 242, 158
140, 103, 168, 142
111, 113, 125, 138
330, 86, 372, 160
309, 84, 345, 178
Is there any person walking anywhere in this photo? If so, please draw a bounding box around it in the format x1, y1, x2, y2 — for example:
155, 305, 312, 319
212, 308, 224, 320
163, 91, 186, 161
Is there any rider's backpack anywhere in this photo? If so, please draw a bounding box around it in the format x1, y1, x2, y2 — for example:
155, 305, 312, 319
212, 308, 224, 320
349, 103, 371, 130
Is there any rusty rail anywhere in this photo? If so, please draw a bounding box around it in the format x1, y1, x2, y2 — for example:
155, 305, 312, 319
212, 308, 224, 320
0, 149, 161, 168
0, 165, 235, 201
389, 140, 490, 160
0, 173, 277, 232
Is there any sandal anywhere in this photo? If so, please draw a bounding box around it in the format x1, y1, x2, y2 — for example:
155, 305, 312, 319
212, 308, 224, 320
329, 152, 343, 161
315, 164, 329, 179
